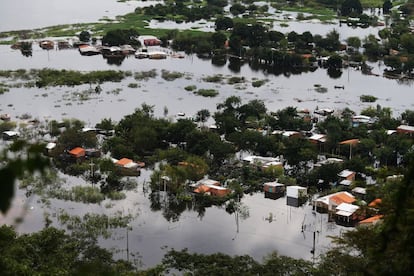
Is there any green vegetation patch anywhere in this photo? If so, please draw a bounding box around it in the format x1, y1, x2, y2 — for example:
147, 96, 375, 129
194, 89, 219, 97
49, 186, 105, 204
35, 69, 125, 87
360, 94, 378, 102
202, 74, 224, 83
184, 85, 197, 91
58, 211, 133, 239
252, 79, 268, 87
228, 76, 245, 85
161, 69, 185, 81
134, 69, 157, 80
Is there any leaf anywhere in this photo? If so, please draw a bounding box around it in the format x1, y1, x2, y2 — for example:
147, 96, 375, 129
0, 168, 15, 214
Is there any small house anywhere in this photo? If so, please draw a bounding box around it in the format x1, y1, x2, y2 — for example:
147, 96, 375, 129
243, 155, 283, 170
114, 158, 144, 176
286, 185, 307, 207
193, 178, 230, 197
397, 125, 414, 136
2, 131, 20, 140
263, 181, 285, 200
44, 142, 56, 156
138, 35, 161, 47
286, 185, 307, 199
314, 191, 356, 213
338, 169, 356, 187
351, 187, 367, 199
68, 147, 86, 162
335, 203, 360, 226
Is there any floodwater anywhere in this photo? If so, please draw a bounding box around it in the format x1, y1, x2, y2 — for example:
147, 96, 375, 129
0, 44, 413, 125
0, 0, 157, 32
1, 0, 413, 269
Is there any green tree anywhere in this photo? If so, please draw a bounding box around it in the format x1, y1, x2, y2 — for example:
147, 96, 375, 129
211, 31, 227, 49
215, 16, 233, 31
102, 29, 140, 46
346, 36, 361, 50
79, 30, 91, 42
383, 0, 392, 14
341, 0, 363, 16
195, 109, 211, 127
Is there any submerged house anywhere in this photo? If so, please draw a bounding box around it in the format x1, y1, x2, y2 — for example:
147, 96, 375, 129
243, 155, 283, 170
263, 181, 285, 200
337, 169, 356, 187
138, 35, 161, 46
68, 147, 86, 159
113, 158, 144, 176
335, 202, 360, 226
313, 191, 356, 213
2, 131, 20, 140
286, 185, 307, 207
192, 178, 231, 197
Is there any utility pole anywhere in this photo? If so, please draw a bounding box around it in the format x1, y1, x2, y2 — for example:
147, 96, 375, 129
127, 224, 129, 262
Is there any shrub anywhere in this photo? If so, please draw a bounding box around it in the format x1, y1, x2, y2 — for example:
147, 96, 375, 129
360, 94, 377, 102
194, 89, 219, 97
184, 85, 197, 91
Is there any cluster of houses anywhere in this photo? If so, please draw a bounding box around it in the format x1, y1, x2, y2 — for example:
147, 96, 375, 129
11, 35, 180, 60
239, 152, 383, 227
43, 127, 145, 176
262, 176, 383, 227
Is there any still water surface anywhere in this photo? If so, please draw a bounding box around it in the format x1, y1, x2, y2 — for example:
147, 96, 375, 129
0, 0, 412, 268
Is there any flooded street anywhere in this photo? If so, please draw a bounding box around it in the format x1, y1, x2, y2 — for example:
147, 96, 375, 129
1, 0, 413, 269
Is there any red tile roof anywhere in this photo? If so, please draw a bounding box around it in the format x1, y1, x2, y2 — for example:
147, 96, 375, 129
68, 147, 85, 157
330, 192, 356, 205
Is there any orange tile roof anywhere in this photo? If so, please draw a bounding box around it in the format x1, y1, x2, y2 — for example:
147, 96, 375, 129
359, 215, 383, 224
339, 138, 360, 145
368, 198, 382, 207
194, 185, 211, 194
330, 193, 356, 205
69, 147, 85, 157
116, 158, 133, 166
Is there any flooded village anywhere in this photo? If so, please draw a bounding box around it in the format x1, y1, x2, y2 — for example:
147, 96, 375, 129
1, 0, 414, 274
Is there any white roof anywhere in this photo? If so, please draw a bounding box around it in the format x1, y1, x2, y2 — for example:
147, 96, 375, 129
352, 115, 371, 123
138, 35, 159, 40
82, 127, 97, 132
243, 155, 279, 164
352, 187, 367, 194
264, 182, 284, 187
398, 125, 414, 132
3, 131, 20, 136
124, 161, 138, 169
339, 179, 352, 186
338, 169, 355, 178
263, 161, 283, 167
282, 131, 300, 137
45, 142, 56, 150
197, 179, 220, 186
387, 130, 397, 135
287, 185, 307, 191
336, 202, 359, 216
309, 134, 326, 141
206, 184, 228, 190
